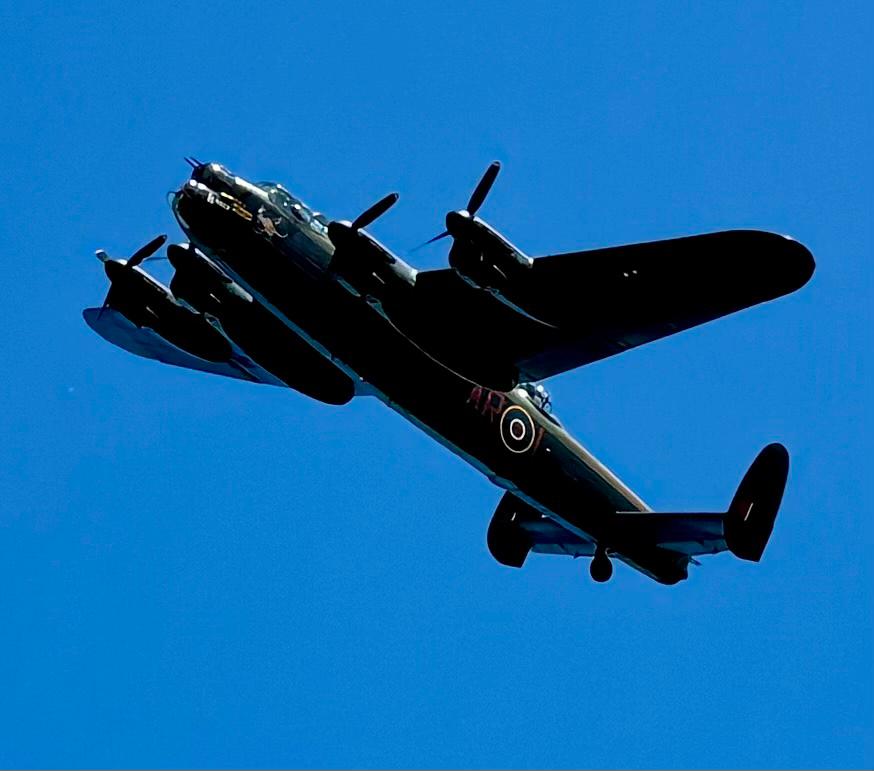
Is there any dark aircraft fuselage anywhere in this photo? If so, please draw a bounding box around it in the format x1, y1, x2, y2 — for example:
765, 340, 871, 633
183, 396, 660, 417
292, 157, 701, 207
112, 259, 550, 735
170, 165, 658, 576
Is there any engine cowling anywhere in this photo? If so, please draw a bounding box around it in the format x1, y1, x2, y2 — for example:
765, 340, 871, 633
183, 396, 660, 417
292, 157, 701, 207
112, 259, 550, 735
327, 222, 416, 302
167, 243, 253, 314
449, 241, 531, 292
444, 210, 532, 294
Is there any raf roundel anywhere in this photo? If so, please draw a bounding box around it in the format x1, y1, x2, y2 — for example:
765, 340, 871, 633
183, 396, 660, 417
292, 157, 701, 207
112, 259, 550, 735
500, 405, 537, 453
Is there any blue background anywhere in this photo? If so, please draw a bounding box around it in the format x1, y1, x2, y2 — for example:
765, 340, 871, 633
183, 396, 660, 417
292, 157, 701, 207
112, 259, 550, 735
1, 1, 871, 767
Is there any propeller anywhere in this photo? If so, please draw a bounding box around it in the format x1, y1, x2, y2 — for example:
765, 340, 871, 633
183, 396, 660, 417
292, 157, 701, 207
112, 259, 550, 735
184, 156, 204, 170
350, 192, 399, 231
94, 234, 167, 268
466, 160, 501, 216
328, 192, 399, 250
126, 233, 168, 268
417, 161, 501, 248
95, 234, 167, 317
419, 230, 451, 248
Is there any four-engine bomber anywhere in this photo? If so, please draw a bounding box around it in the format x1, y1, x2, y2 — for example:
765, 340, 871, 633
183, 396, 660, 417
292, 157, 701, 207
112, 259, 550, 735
84, 160, 815, 584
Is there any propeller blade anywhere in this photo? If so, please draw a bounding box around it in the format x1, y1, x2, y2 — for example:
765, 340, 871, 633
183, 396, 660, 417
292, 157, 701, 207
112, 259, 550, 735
184, 156, 204, 169
127, 234, 168, 268
466, 161, 501, 216
413, 231, 450, 251
350, 192, 399, 231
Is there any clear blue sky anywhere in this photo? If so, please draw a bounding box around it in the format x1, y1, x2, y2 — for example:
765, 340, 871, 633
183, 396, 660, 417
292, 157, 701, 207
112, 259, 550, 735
0, 1, 871, 767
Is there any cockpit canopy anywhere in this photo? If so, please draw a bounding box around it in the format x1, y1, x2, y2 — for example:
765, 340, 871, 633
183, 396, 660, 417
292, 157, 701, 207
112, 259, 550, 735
258, 182, 296, 210
257, 182, 329, 234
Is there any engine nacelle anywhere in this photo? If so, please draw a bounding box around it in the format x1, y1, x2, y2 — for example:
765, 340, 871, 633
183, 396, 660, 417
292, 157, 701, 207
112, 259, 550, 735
449, 242, 532, 292
444, 211, 532, 293
102, 260, 233, 363
166, 243, 354, 405
326, 222, 416, 302
167, 243, 253, 315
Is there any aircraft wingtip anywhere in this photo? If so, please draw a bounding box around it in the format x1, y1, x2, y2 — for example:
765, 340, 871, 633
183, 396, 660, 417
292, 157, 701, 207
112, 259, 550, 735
778, 234, 816, 290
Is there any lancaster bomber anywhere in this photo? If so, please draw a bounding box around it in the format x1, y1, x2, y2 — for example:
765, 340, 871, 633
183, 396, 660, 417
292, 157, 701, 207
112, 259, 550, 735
84, 160, 814, 584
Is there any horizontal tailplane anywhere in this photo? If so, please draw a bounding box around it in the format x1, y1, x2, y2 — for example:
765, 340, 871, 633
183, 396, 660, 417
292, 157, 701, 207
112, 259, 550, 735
724, 443, 790, 562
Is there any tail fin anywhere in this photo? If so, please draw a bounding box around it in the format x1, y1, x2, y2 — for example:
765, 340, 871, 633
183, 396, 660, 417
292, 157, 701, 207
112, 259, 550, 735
724, 443, 790, 562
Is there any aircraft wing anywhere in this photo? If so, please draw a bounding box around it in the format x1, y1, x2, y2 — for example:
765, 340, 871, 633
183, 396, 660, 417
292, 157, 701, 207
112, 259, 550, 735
82, 307, 283, 385
413, 230, 814, 381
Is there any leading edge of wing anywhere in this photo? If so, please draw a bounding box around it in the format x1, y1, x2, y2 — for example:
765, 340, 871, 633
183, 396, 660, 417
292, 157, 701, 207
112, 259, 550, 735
528, 229, 815, 323
537, 229, 816, 291
515, 230, 814, 378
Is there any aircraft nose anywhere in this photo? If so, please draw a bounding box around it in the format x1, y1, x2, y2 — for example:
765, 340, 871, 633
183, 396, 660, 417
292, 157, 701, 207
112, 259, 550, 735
187, 162, 236, 196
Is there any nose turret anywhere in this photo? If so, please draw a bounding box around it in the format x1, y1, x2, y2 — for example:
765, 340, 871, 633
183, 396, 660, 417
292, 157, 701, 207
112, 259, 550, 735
171, 160, 246, 245
187, 160, 234, 193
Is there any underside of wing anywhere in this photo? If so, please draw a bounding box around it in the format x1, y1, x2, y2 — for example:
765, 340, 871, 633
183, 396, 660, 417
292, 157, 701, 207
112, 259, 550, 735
411, 230, 814, 382
83, 307, 281, 385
